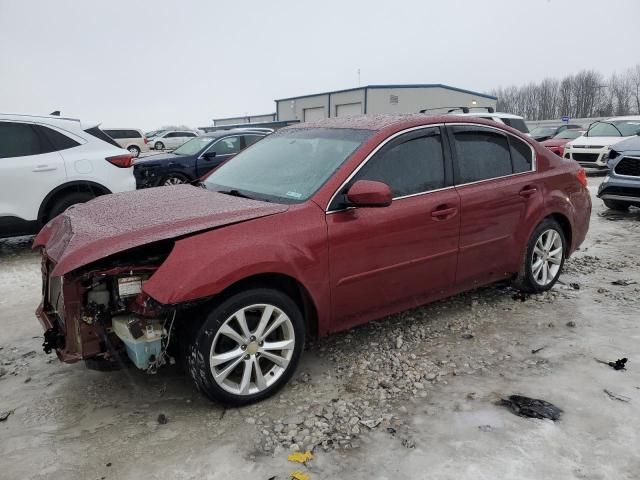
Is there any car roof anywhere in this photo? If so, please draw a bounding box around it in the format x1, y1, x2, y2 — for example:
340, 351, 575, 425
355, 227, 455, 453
285, 114, 524, 133
453, 112, 524, 119
0, 112, 100, 130
606, 115, 640, 121
202, 129, 268, 138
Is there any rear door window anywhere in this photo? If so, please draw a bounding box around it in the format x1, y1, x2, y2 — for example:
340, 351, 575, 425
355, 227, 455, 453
243, 134, 264, 148
353, 127, 445, 197
451, 126, 512, 183
0, 122, 48, 158
35, 125, 81, 151
509, 135, 534, 173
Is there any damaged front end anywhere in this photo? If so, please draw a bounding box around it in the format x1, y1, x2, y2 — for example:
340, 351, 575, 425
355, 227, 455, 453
36, 242, 176, 372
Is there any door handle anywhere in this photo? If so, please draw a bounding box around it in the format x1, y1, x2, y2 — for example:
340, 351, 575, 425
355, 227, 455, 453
32, 165, 57, 172
431, 206, 458, 220
519, 186, 538, 197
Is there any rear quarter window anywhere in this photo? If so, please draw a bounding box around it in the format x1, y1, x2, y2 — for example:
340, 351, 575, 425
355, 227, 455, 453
84, 127, 121, 148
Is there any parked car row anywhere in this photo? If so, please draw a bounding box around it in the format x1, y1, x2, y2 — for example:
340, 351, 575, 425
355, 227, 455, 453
0, 111, 269, 238
0, 113, 136, 238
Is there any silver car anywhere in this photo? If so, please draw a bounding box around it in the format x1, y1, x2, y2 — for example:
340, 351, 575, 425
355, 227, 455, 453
597, 136, 640, 210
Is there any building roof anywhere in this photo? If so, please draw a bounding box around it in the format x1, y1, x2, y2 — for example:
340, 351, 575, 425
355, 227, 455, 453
212, 113, 276, 122
275, 84, 497, 102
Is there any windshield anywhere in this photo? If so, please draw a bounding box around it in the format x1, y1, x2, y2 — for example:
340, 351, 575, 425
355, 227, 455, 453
173, 136, 215, 155
204, 128, 373, 203
530, 127, 557, 137
554, 129, 583, 139
586, 120, 640, 137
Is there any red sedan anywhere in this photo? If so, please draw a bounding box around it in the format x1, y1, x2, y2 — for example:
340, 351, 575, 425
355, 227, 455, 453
540, 129, 584, 157
34, 114, 591, 405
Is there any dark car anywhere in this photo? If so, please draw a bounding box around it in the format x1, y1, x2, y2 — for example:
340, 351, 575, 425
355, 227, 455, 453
34, 114, 590, 405
530, 124, 583, 142
597, 136, 640, 210
540, 129, 584, 157
134, 130, 267, 187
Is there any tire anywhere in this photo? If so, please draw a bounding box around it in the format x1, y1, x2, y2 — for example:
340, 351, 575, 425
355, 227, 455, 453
154, 141, 165, 151
128, 145, 141, 157
186, 288, 305, 406
512, 218, 566, 294
47, 192, 95, 221
603, 199, 630, 211
161, 173, 189, 186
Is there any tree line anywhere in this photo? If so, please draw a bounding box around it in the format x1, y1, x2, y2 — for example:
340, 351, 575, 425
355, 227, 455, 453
489, 65, 640, 121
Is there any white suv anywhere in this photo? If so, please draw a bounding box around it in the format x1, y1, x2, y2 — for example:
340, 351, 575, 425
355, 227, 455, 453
149, 130, 198, 150
563, 116, 640, 169
0, 113, 136, 238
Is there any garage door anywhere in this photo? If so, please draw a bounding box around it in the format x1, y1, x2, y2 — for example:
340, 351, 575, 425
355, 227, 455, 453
303, 107, 325, 122
336, 103, 362, 117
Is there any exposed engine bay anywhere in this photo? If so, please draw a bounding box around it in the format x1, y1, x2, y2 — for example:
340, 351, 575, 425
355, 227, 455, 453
82, 270, 174, 371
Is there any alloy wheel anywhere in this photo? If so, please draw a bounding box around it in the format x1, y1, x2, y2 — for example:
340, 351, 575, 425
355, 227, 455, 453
531, 229, 563, 286
209, 304, 295, 396
163, 176, 186, 186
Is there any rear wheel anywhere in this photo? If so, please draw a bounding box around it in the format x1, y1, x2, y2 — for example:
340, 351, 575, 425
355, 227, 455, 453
603, 199, 630, 211
512, 219, 566, 293
186, 288, 305, 405
128, 145, 141, 157
47, 192, 95, 221
154, 141, 165, 150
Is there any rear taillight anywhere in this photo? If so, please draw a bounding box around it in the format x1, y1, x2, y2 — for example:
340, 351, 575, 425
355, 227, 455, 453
106, 154, 134, 168
576, 168, 588, 188
558, 145, 565, 157
144, 138, 149, 144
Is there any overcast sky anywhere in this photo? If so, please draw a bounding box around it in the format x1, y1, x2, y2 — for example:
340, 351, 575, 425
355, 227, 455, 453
1, 0, 638, 130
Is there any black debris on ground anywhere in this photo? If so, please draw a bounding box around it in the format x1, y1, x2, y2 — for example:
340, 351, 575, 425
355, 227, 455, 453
0, 410, 12, 421
596, 358, 628, 371
498, 395, 563, 421
569, 283, 580, 290
566, 321, 576, 328
157, 413, 168, 424
512, 293, 528, 302
531, 346, 546, 354
611, 279, 637, 286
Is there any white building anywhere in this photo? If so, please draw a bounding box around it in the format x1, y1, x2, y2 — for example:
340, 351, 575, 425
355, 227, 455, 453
275, 84, 497, 122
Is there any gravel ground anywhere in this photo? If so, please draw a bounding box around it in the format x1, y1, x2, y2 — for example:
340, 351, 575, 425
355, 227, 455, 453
1, 175, 639, 480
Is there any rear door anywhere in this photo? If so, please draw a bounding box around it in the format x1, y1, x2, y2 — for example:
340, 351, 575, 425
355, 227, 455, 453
0, 121, 67, 222
448, 124, 539, 289
327, 126, 460, 328
196, 135, 242, 177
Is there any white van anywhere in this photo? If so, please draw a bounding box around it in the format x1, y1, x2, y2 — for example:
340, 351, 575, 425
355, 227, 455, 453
102, 128, 149, 157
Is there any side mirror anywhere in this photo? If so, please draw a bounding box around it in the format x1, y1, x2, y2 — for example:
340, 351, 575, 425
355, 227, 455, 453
345, 180, 392, 208
202, 151, 216, 160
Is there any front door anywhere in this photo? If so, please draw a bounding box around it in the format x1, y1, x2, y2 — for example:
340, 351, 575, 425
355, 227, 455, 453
0, 121, 67, 222
327, 126, 460, 329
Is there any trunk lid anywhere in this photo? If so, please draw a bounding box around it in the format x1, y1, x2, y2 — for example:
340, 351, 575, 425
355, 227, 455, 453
34, 185, 288, 276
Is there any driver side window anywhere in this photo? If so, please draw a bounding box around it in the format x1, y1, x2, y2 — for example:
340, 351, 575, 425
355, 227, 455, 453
352, 128, 446, 198
210, 137, 241, 155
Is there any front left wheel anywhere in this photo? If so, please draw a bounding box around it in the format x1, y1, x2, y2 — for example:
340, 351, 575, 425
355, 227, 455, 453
187, 288, 305, 405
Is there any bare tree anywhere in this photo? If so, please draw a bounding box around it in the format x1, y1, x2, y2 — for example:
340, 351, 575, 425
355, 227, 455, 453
630, 65, 640, 114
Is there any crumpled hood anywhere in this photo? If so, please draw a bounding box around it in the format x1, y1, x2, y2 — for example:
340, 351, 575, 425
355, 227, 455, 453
134, 152, 182, 166
34, 185, 288, 276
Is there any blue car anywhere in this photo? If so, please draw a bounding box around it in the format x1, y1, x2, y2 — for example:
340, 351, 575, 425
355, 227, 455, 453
598, 135, 640, 210
134, 129, 267, 188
